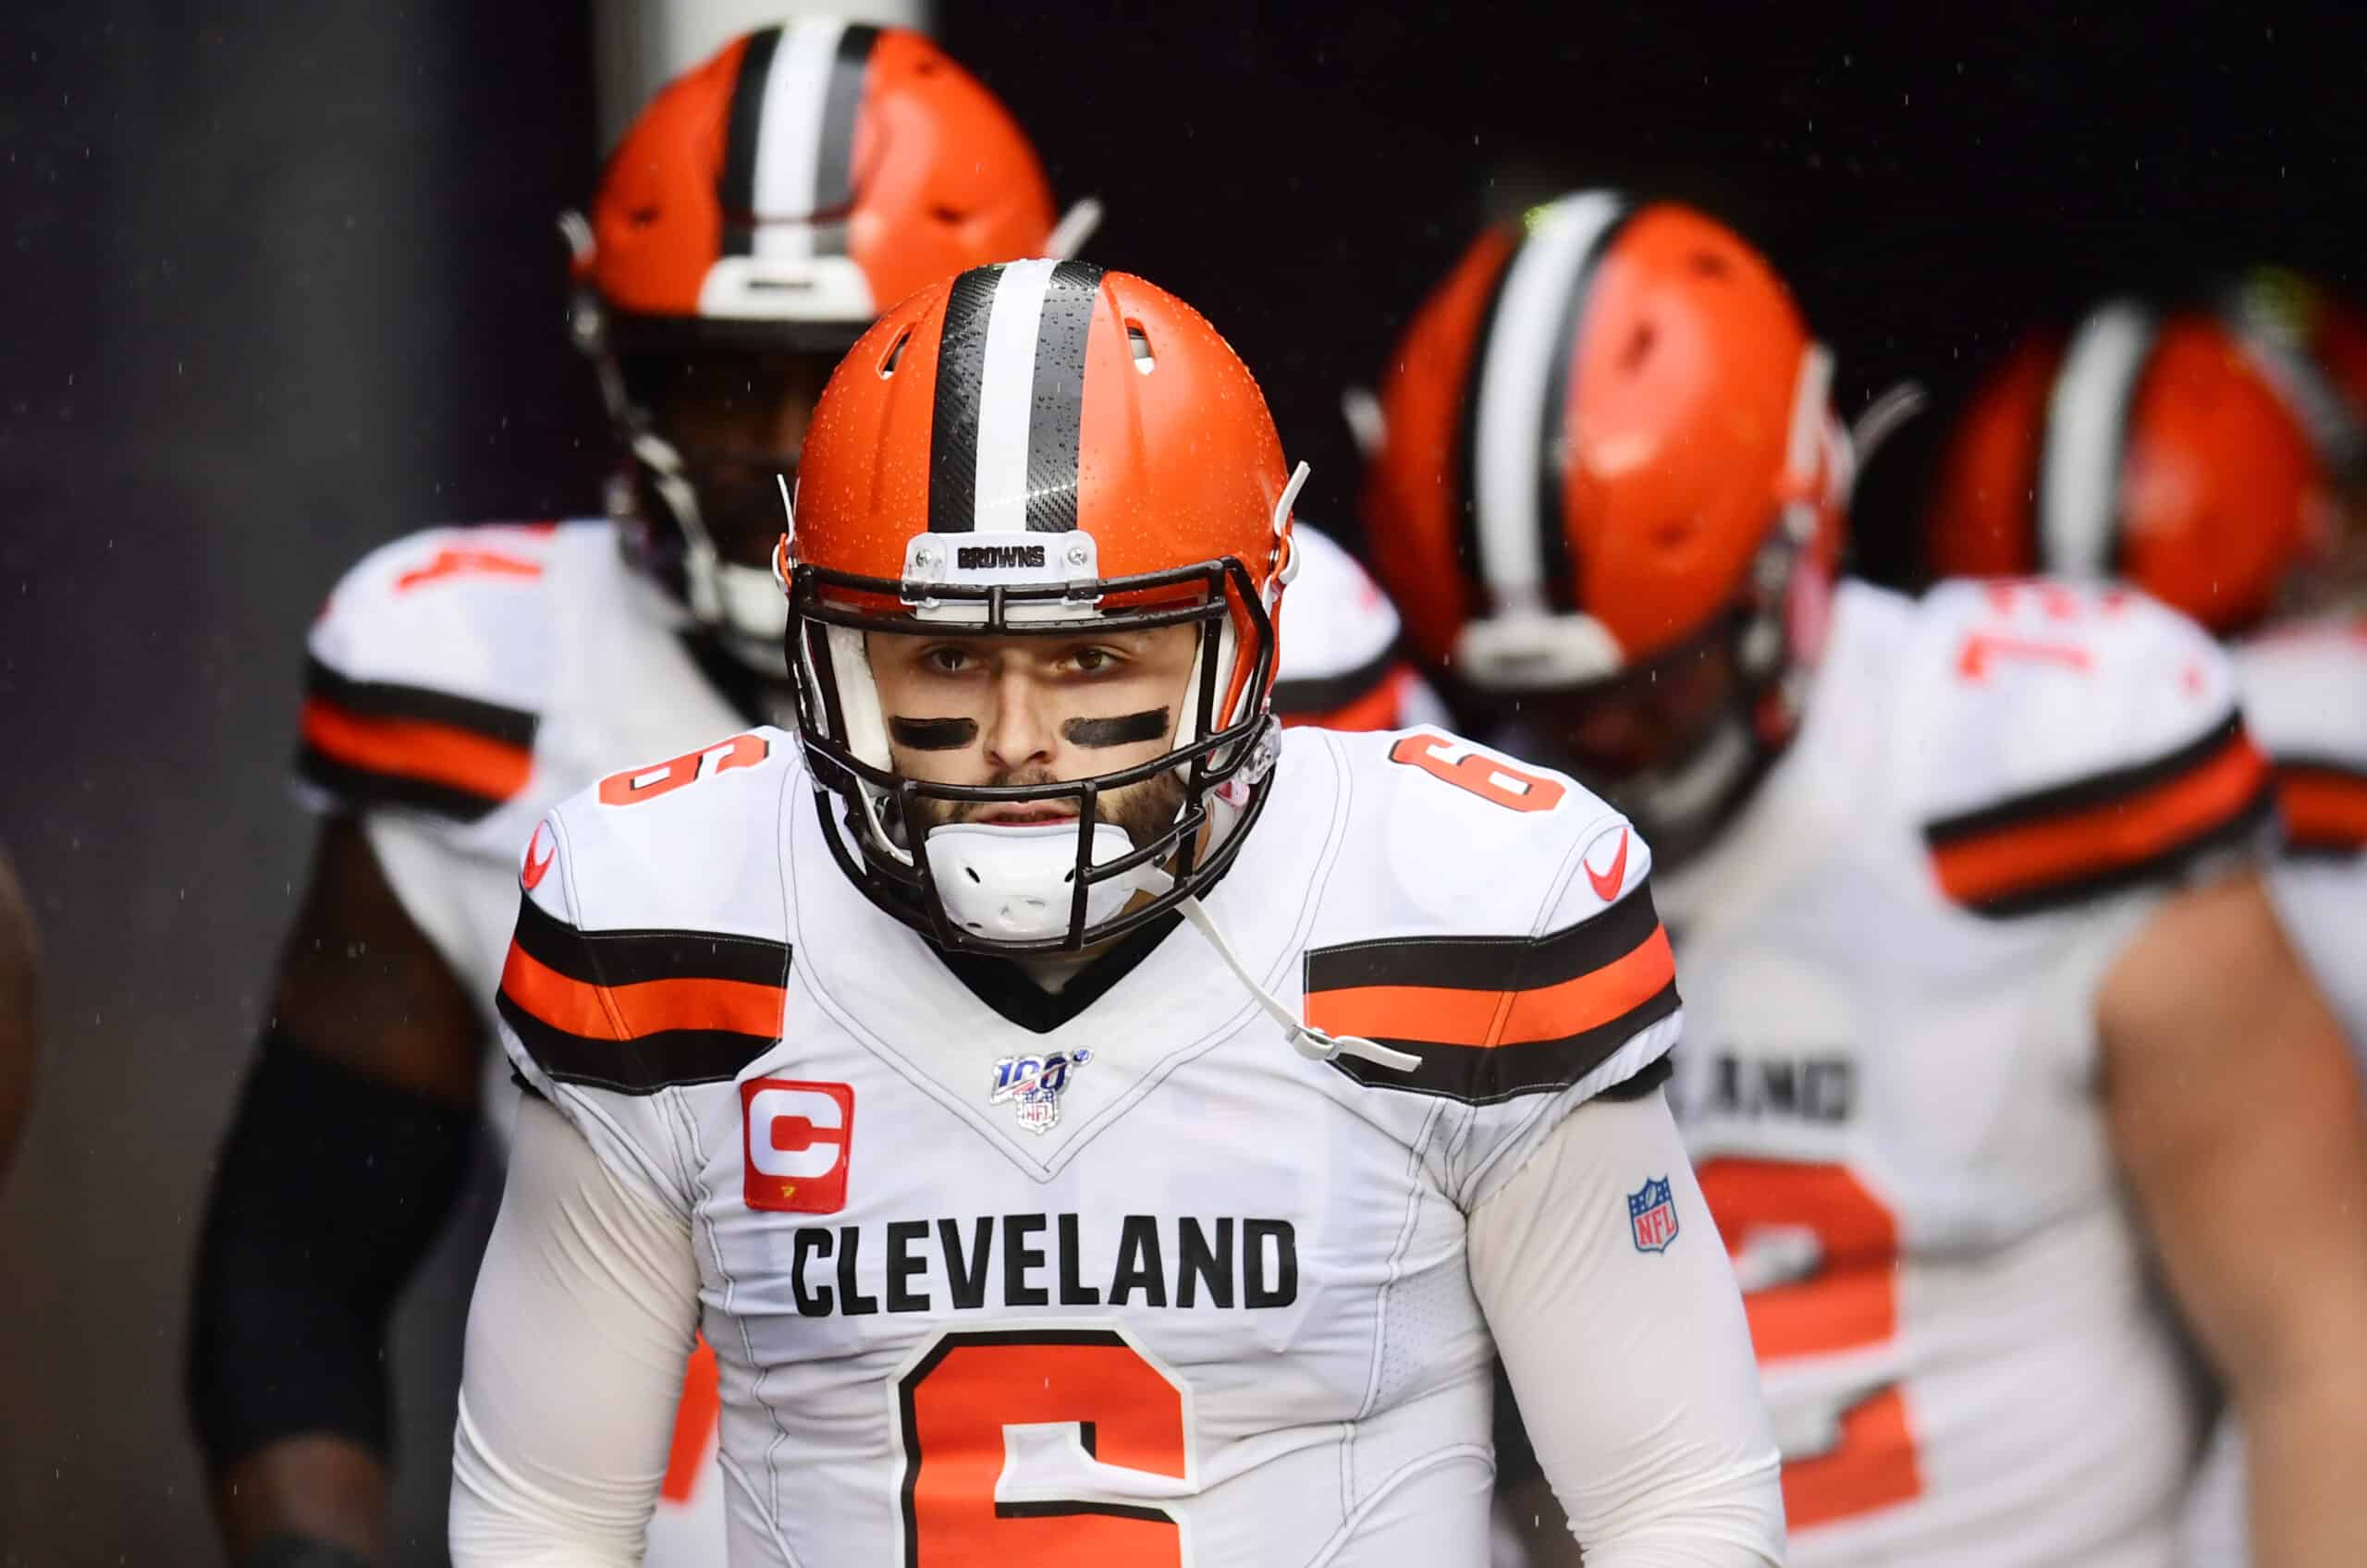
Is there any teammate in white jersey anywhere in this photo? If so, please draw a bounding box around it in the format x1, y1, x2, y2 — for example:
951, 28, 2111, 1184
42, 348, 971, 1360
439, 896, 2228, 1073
448, 261, 1783, 1565
1927, 290, 2367, 1045
1356, 190, 2367, 1567
1923, 288, 2367, 1567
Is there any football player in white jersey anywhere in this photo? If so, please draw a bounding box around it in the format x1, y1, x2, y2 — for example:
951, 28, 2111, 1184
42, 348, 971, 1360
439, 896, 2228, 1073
448, 261, 1784, 1565
1357, 191, 2367, 1567
183, 22, 1437, 1568
1923, 288, 2367, 1568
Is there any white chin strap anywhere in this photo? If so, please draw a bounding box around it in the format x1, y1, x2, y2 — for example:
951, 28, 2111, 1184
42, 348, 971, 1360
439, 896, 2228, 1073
1134, 867, 1420, 1073
633, 430, 788, 674
925, 822, 1148, 943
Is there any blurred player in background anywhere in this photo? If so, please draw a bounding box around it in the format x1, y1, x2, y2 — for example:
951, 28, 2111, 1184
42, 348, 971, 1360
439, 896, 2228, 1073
1927, 283, 2367, 1046
449, 258, 1781, 1567
0, 846, 36, 1182
182, 17, 1436, 1567
1359, 190, 2367, 1566
1923, 278, 2367, 1568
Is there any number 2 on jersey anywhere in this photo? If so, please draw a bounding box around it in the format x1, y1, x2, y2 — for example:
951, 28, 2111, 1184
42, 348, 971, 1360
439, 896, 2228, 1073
1693, 1158, 1921, 1530
897, 1329, 1191, 1566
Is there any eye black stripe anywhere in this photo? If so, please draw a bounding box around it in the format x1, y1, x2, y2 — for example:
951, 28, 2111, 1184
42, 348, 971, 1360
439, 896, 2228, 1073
1024, 261, 1105, 533
1454, 235, 1524, 610
929, 267, 1003, 533
1531, 208, 1630, 615
809, 23, 879, 257
717, 26, 784, 258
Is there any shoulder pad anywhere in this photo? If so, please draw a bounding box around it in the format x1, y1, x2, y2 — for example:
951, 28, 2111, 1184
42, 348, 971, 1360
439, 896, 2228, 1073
497, 729, 798, 1096
1301, 728, 1677, 1103
297, 522, 569, 824
1906, 579, 2275, 916
1271, 524, 1426, 730
2235, 617, 2367, 856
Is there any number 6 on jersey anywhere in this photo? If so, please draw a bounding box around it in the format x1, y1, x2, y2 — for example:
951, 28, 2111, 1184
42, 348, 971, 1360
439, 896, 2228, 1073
894, 1328, 1196, 1566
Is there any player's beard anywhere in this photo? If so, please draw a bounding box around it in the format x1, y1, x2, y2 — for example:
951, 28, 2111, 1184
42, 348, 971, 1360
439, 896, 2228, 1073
901, 766, 1189, 858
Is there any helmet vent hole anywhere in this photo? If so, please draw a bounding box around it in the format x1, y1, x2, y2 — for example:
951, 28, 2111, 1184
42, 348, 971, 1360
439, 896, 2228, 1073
931, 205, 967, 227
1689, 251, 1730, 278
915, 55, 943, 75
629, 205, 660, 228
964, 866, 982, 883
877, 327, 913, 378
1622, 323, 1657, 373
1126, 321, 1156, 374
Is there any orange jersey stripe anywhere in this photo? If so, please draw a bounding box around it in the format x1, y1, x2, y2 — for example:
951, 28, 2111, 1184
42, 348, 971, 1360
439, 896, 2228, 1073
1278, 666, 1411, 731
661, 1337, 722, 1503
500, 940, 783, 1041
1931, 735, 2268, 906
2278, 766, 2367, 852
300, 698, 532, 802
1306, 923, 1674, 1048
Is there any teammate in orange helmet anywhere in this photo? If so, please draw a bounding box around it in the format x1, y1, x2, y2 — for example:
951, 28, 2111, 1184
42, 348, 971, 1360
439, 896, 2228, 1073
1361, 190, 2367, 1567
185, 20, 1439, 1568
1926, 300, 2367, 1042
448, 260, 1782, 1566
1927, 296, 2367, 1568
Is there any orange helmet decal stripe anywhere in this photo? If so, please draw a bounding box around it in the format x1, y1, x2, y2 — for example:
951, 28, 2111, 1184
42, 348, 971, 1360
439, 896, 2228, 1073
1466, 192, 1630, 615
2036, 301, 2155, 582
719, 20, 881, 260
927, 260, 1106, 534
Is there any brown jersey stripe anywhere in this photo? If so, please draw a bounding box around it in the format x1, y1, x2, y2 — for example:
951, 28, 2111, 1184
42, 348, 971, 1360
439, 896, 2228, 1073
1275, 665, 1412, 732
1307, 921, 1674, 1050
1306, 883, 1663, 996
1923, 710, 2245, 842
499, 939, 784, 1042
1325, 980, 1680, 1104
497, 989, 779, 1096
509, 892, 791, 989
297, 700, 533, 815
302, 655, 538, 745
2275, 758, 2367, 856
1928, 729, 2275, 916
1270, 643, 1402, 727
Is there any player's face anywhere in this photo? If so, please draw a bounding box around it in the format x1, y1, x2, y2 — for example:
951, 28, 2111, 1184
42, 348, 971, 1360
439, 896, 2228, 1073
865, 624, 1201, 847
1514, 637, 1741, 791
631, 346, 836, 569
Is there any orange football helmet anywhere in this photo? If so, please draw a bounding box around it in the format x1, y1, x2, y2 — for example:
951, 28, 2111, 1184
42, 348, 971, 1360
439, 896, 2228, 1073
1926, 301, 2335, 634
782, 261, 1305, 952
566, 19, 1086, 668
1360, 191, 1846, 853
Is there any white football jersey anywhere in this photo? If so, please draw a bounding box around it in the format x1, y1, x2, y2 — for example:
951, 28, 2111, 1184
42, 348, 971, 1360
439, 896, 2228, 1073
493, 722, 1680, 1566
2231, 615, 2367, 1047
1654, 579, 2273, 1568
291, 514, 1459, 1560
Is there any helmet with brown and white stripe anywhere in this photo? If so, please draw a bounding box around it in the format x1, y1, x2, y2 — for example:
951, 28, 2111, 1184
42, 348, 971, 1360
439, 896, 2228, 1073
1359, 191, 1846, 861
779, 261, 1306, 952
1926, 300, 2337, 635
568, 19, 1095, 670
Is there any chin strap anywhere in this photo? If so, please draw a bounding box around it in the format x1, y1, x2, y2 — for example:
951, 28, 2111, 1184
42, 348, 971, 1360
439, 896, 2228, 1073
1136, 868, 1421, 1073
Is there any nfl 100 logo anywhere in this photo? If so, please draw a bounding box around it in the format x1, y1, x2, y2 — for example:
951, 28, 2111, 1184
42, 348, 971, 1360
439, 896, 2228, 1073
988, 1047, 1093, 1134
1627, 1175, 1680, 1253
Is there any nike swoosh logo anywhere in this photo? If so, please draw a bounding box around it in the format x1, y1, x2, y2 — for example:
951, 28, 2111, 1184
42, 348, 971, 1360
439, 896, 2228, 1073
1585, 827, 1629, 902
521, 823, 557, 890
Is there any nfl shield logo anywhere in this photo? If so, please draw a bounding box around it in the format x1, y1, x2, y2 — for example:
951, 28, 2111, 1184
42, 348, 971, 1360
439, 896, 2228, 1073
1627, 1175, 1680, 1253
988, 1048, 1093, 1134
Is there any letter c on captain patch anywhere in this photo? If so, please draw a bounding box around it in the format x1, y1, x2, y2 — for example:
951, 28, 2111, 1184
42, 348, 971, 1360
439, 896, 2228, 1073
742, 1080, 855, 1215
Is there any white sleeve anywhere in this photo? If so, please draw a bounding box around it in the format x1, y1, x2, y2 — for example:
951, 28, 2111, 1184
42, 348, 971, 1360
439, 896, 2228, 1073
1467, 1088, 1784, 1567
450, 1091, 702, 1567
